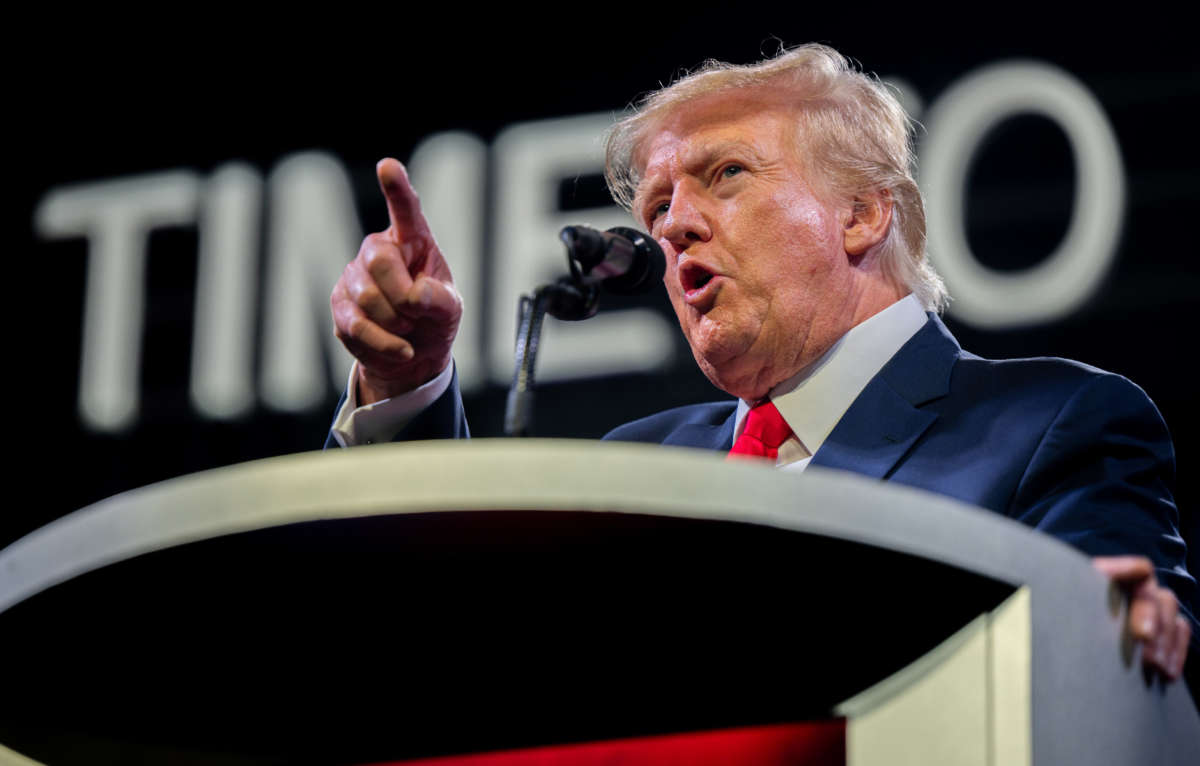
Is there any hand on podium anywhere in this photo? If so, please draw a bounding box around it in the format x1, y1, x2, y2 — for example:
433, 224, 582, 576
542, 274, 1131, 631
331, 158, 462, 405
1094, 555, 1191, 681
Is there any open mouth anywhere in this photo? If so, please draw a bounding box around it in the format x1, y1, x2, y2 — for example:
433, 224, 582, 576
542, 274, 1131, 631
680, 261, 717, 295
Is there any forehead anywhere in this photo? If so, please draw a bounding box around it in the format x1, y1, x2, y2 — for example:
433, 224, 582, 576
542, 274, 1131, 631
634, 89, 800, 179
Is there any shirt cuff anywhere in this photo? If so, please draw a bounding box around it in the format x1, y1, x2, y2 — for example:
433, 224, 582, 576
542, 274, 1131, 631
329, 361, 455, 447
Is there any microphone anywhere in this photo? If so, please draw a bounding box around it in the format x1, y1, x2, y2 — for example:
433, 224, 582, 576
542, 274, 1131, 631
504, 224, 664, 436
558, 225, 665, 295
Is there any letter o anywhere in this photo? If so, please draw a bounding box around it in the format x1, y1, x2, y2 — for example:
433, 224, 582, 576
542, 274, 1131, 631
919, 61, 1124, 328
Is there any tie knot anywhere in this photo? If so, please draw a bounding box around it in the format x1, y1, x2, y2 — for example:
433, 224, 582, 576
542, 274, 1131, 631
744, 401, 790, 448
728, 400, 792, 461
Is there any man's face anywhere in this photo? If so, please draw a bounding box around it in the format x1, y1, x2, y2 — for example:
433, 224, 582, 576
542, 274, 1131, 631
633, 90, 877, 401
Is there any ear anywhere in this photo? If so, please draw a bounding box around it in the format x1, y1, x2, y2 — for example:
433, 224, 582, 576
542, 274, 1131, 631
843, 189, 894, 257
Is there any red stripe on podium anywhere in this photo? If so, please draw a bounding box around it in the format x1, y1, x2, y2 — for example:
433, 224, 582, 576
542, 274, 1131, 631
364, 720, 846, 766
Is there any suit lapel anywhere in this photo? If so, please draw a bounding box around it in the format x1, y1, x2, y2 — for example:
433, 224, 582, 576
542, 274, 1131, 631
665, 409, 737, 451
812, 315, 960, 479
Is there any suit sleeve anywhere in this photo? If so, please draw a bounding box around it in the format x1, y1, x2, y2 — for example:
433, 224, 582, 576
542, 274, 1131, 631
323, 365, 470, 448
1008, 372, 1197, 651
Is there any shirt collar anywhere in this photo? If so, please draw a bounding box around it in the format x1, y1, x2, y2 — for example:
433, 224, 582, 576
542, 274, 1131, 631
733, 294, 929, 454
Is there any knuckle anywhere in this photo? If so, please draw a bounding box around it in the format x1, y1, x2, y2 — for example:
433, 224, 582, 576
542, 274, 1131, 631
359, 237, 394, 268
346, 315, 371, 340
355, 283, 381, 309
331, 298, 353, 325
360, 242, 381, 267
362, 231, 389, 251
365, 250, 395, 280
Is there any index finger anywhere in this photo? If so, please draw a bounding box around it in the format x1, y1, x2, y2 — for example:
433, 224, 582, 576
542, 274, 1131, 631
377, 158, 433, 242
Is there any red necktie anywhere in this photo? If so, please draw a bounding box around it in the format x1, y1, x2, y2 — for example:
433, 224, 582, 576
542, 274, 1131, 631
728, 400, 792, 461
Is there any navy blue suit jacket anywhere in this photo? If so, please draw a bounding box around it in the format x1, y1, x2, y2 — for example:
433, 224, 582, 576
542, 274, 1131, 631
329, 314, 1197, 643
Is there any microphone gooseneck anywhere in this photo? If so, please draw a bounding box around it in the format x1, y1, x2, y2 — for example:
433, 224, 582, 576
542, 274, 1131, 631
505, 225, 664, 437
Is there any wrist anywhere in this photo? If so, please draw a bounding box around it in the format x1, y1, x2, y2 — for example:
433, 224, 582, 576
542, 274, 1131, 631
357, 368, 412, 405
356, 357, 451, 405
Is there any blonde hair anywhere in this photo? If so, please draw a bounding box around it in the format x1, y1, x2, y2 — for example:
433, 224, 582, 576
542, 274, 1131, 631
605, 43, 947, 312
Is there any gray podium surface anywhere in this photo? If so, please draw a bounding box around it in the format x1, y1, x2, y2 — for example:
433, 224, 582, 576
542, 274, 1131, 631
1, 439, 1197, 764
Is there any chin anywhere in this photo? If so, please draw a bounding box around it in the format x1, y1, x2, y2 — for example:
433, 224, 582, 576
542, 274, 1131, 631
695, 355, 770, 402
688, 325, 768, 400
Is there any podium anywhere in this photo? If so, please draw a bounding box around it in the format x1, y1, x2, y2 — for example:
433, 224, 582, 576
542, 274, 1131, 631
1, 440, 1196, 764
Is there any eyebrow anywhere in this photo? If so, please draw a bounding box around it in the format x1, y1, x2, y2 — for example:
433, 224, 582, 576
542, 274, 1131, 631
634, 138, 765, 208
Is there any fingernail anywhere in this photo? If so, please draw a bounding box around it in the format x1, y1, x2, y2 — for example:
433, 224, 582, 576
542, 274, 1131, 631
1141, 617, 1155, 635
421, 282, 433, 308
400, 345, 415, 360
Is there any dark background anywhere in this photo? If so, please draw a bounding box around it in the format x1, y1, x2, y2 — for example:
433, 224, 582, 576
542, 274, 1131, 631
9, 15, 1199, 583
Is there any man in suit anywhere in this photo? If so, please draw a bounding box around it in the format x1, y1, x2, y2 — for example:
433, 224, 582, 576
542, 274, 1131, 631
328, 44, 1193, 681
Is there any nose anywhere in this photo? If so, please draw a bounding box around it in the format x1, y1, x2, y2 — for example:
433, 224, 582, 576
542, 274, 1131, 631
660, 186, 712, 251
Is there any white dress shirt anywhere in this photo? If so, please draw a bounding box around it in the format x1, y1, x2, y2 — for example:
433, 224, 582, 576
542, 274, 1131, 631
731, 294, 928, 471
332, 295, 928, 453
328, 361, 455, 447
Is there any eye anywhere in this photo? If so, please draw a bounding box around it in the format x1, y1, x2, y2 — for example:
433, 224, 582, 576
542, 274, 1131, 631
649, 201, 670, 221
720, 164, 743, 179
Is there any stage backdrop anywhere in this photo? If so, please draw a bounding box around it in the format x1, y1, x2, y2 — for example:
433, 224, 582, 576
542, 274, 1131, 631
11, 16, 1198, 581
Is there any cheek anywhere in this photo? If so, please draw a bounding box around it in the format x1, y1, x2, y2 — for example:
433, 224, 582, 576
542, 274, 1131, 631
662, 258, 681, 299
769, 205, 842, 274
777, 199, 833, 244
662, 243, 696, 303
661, 265, 690, 322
